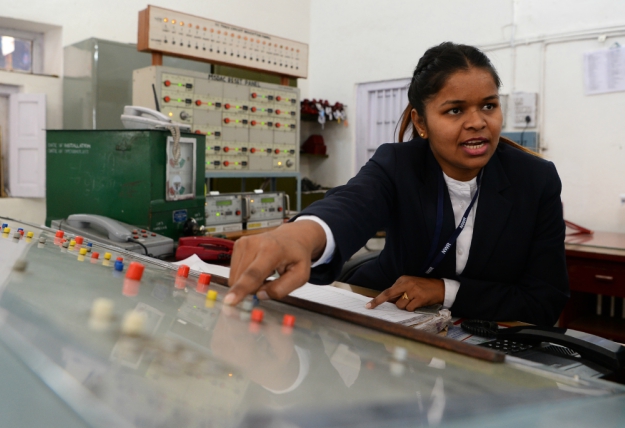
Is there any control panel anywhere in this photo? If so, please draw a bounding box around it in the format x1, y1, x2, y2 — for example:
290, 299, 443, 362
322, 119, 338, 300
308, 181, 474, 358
204, 194, 243, 233
133, 66, 299, 174
138, 5, 309, 79
244, 191, 287, 230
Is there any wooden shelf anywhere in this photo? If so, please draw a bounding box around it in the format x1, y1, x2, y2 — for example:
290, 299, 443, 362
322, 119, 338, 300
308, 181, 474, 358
300, 151, 329, 158
567, 315, 625, 343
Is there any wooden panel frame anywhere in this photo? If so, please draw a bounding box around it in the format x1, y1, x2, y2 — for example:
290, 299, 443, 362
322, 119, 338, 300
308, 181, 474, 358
137, 5, 307, 82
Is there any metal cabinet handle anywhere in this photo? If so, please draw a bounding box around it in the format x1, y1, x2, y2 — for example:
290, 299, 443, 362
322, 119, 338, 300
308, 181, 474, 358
594, 274, 613, 281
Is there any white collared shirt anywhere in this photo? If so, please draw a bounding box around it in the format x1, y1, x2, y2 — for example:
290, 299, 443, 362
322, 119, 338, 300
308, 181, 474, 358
296, 172, 479, 309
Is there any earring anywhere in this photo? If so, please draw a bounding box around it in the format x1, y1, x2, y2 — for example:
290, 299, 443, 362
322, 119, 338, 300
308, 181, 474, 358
420, 133, 425, 138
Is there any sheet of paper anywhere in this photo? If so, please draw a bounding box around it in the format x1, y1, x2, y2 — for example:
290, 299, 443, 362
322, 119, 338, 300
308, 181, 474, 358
584, 46, 625, 95
172, 258, 443, 329
289, 284, 435, 326
172, 254, 232, 279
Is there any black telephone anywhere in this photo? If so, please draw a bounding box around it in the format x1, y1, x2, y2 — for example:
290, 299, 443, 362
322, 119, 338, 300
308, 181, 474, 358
462, 321, 625, 382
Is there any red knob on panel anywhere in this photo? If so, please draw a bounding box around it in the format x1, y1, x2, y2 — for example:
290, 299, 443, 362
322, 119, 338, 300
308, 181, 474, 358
164, 96, 171, 103
224, 147, 230, 152
251, 308, 264, 323
164, 80, 171, 87
276, 96, 282, 101
126, 262, 145, 281
224, 161, 230, 167
278, 207, 283, 212
276, 109, 281, 115
275, 149, 280, 154
177, 265, 190, 278
195, 130, 202, 134
195, 100, 202, 106
250, 148, 256, 153
251, 93, 257, 98
251, 107, 257, 112
282, 314, 295, 327
251, 120, 257, 126
225, 103, 231, 109
75, 236, 84, 245
236, 210, 241, 215
198, 273, 212, 285
275, 123, 281, 128
224, 118, 230, 124
55, 230, 65, 238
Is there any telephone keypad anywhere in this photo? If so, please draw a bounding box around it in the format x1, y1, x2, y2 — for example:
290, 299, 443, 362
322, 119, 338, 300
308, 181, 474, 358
480, 339, 536, 355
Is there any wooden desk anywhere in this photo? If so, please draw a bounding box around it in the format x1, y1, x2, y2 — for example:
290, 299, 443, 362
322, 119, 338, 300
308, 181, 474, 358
561, 232, 625, 342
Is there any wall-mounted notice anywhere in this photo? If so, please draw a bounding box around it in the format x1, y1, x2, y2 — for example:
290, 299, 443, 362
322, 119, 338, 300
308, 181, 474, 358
583, 46, 625, 95
512, 92, 537, 128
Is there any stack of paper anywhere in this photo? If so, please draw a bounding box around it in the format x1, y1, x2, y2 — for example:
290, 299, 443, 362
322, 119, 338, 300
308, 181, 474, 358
173, 255, 451, 333
289, 284, 451, 334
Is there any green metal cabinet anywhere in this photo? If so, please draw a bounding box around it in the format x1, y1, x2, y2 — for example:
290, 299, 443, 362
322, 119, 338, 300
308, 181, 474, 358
46, 130, 205, 240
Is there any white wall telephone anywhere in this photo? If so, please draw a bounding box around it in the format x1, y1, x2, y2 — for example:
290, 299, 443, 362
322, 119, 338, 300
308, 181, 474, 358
120, 106, 191, 132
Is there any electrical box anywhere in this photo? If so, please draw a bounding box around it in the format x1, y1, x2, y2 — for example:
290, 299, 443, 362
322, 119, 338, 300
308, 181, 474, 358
133, 66, 299, 174
204, 194, 244, 233
46, 130, 206, 240
244, 191, 287, 230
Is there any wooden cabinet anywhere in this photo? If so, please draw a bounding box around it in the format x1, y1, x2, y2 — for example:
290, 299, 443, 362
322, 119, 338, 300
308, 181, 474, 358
560, 232, 625, 342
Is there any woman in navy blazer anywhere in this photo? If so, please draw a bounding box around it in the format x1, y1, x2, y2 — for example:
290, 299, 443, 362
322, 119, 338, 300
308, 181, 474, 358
225, 42, 569, 326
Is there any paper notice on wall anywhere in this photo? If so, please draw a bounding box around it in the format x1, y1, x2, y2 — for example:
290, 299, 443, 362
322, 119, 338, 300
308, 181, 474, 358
512, 92, 537, 128
583, 47, 625, 95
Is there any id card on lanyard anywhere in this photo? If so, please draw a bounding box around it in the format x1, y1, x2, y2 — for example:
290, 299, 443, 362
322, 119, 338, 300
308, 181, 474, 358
421, 168, 483, 275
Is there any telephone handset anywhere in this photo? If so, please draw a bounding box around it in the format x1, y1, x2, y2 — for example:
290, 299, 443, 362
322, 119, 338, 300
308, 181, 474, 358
120, 106, 191, 132
175, 236, 234, 262
67, 214, 132, 242
462, 320, 625, 377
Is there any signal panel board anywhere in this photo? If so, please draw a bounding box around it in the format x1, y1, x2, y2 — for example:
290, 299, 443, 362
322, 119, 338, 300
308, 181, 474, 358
138, 5, 309, 79
133, 66, 299, 173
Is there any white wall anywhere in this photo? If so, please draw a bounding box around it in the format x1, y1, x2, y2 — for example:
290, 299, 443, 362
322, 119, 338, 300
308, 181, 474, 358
3, 0, 625, 232
306, 0, 625, 233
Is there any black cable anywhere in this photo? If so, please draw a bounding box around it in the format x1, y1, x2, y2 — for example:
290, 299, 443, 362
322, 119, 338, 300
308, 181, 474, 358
519, 115, 531, 147
152, 84, 161, 112
128, 238, 150, 257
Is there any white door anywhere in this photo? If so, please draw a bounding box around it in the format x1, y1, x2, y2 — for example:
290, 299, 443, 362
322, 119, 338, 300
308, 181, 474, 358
9, 93, 46, 197
355, 78, 411, 172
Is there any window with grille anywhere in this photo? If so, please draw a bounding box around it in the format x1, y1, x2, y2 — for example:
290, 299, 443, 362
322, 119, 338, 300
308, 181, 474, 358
355, 78, 411, 172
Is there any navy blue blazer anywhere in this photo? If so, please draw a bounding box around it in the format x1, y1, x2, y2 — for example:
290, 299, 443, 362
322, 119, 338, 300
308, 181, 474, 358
298, 138, 569, 326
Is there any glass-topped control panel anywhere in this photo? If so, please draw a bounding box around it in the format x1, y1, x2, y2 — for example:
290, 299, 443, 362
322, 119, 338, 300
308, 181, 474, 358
1, 217, 624, 427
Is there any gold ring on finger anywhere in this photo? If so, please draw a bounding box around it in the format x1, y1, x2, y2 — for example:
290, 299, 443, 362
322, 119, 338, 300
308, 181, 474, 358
402, 292, 409, 300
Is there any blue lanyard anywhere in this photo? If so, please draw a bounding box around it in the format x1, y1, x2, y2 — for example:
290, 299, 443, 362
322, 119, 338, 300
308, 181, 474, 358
421, 168, 483, 275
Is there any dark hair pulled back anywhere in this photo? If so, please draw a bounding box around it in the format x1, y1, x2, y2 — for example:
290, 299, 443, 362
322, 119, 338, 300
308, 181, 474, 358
397, 42, 537, 155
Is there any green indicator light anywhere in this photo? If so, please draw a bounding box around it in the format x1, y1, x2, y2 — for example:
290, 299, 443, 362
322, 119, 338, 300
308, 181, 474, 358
236, 120, 240, 123
209, 102, 213, 106
178, 83, 183, 86
177, 99, 182, 102
235, 162, 239, 165
261, 122, 265, 125
208, 146, 212, 149
216, 213, 220, 216
208, 133, 212, 136
261, 209, 265, 213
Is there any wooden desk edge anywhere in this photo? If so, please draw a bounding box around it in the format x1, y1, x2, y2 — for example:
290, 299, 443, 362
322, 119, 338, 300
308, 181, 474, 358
209, 274, 505, 364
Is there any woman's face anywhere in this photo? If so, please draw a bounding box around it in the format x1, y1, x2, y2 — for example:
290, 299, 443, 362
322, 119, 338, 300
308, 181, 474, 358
411, 67, 502, 181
